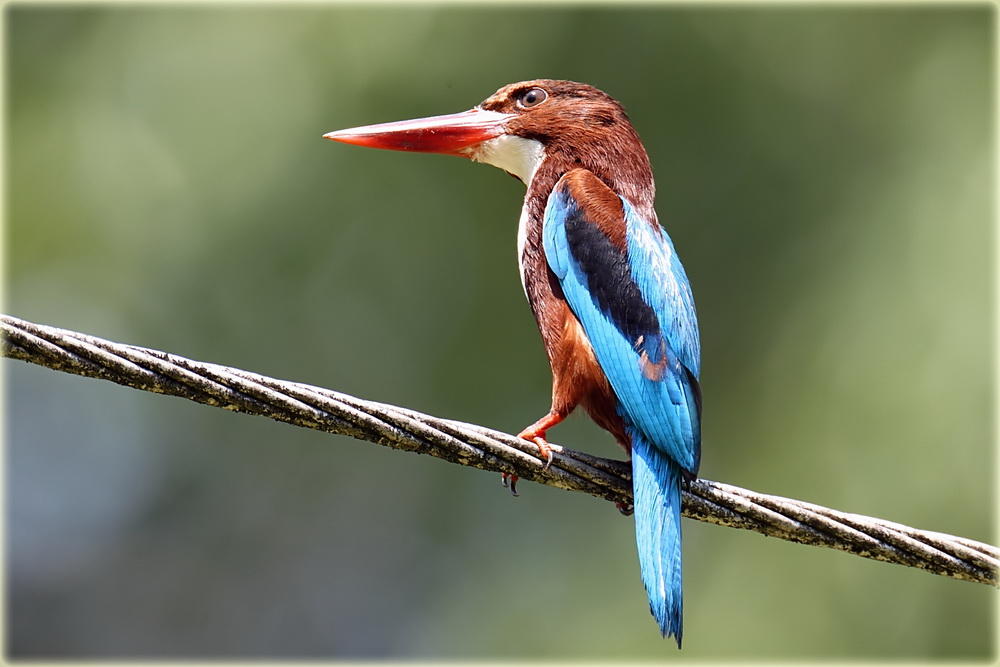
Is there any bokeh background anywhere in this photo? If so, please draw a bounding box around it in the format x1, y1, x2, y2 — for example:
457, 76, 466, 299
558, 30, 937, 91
5, 3, 994, 660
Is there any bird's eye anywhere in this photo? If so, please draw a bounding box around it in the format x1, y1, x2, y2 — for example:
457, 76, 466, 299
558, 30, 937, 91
517, 87, 548, 109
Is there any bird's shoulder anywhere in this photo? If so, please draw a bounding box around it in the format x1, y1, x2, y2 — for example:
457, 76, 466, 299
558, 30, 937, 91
553, 168, 629, 246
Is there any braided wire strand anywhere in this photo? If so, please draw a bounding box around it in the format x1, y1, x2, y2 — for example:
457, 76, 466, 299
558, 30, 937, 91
3, 314, 996, 586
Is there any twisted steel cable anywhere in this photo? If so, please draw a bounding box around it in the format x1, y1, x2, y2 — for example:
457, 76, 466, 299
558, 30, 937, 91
3, 314, 996, 586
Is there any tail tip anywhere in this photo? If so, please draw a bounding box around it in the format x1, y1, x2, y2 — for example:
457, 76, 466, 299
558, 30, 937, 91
652, 603, 683, 648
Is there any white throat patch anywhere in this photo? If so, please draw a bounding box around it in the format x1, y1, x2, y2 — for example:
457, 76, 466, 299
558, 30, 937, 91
466, 135, 545, 185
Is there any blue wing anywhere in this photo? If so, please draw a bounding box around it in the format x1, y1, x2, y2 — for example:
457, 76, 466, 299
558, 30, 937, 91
542, 169, 701, 473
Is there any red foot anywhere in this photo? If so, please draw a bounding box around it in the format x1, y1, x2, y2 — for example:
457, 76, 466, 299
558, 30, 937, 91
516, 411, 564, 469
499, 412, 566, 497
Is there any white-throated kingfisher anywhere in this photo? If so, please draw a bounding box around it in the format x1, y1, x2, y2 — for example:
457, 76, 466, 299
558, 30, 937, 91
324, 80, 701, 646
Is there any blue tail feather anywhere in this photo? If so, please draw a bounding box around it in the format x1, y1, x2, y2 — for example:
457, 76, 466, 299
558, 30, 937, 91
631, 429, 684, 647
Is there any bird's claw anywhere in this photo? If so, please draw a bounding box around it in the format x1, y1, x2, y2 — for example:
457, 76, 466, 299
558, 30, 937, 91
516, 429, 555, 470
615, 501, 634, 516
501, 471, 519, 496
501, 416, 558, 497
531, 437, 554, 470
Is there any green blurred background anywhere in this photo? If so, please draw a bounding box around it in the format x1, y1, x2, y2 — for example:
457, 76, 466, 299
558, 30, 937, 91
5, 3, 994, 660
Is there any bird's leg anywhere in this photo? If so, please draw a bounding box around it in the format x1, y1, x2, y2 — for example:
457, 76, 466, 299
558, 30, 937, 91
500, 411, 566, 496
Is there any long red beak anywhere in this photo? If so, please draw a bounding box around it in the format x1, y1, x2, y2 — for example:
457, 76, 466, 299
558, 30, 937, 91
323, 108, 512, 155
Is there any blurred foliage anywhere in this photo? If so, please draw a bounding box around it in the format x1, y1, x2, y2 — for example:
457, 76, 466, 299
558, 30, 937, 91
6, 4, 994, 660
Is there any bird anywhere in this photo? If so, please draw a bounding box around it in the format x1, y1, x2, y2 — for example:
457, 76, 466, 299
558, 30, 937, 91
324, 80, 701, 647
